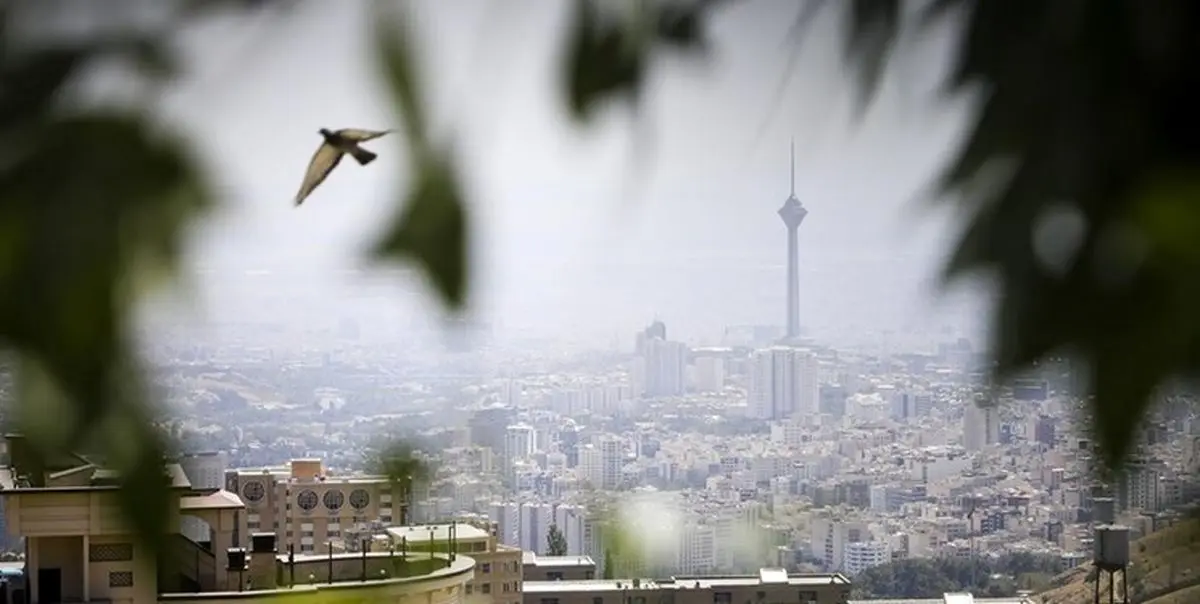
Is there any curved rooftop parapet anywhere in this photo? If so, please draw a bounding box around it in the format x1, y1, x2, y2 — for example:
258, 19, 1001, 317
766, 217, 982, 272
159, 552, 475, 604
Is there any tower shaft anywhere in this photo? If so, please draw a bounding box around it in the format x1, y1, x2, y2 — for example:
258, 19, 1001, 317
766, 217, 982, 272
786, 225, 800, 339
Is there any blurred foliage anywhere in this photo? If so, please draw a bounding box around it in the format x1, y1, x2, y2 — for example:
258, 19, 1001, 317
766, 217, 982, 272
2, 0, 1200, 577
547, 523, 569, 556
370, 1, 469, 308
0, 0, 223, 562
368, 440, 433, 525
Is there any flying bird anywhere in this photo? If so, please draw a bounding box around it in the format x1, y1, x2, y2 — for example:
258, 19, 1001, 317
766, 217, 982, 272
294, 128, 393, 206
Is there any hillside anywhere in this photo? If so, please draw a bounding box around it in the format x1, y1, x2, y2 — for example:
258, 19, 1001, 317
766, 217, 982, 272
1039, 519, 1200, 604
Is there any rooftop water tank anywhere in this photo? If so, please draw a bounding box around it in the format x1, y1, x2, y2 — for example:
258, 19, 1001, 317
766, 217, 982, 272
1093, 524, 1130, 570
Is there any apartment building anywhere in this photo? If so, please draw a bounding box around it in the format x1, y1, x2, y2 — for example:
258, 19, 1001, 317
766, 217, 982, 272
523, 568, 851, 604
0, 434, 474, 604
390, 521, 524, 604
522, 552, 596, 581
226, 458, 406, 554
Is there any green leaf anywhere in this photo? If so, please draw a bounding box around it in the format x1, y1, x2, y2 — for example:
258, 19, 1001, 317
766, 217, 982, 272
371, 154, 469, 310
180, 0, 283, 17
561, 0, 718, 124
118, 35, 179, 81
563, 0, 641, 122
0, 48, 87, 133
0, 110, 211, 559
373, 4, 428, 149
654, 1, 714, 50
99, 381, 177, 567
843, 0, 902, 115
372, 6, 469, 311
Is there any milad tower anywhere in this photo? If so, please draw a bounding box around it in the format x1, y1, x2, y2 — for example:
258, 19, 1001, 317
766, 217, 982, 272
778, 139, 807, 341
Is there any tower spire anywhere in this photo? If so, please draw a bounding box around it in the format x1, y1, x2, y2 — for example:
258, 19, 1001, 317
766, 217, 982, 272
789, 138, 795, 196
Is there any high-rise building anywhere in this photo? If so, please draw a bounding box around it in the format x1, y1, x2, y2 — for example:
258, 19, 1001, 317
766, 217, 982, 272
553, 504, 586, 556
488, 501, 521, 548
504, 424, 535, 460
634, 320, 667, 355
578, 436, 623, 490
560, 424, 580, 468
470, 406, 515, 454
963, 402, 1000, 451
748, 347, 819, 420
1034, 415, 1057, 448
778, 140, 808, 340
519, 502, 554, 554
499, 379, 523, 408
641, 337, 687, 397
693, 356, 726, 393
503, 424, 536, 487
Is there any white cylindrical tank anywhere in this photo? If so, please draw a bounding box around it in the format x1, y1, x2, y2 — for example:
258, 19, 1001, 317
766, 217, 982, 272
1093, 524, 1131, 569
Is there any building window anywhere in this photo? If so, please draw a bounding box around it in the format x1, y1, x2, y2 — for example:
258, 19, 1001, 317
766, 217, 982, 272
481, 563, 491, 573
593, 598, 603, 604
466, 584, 474, 595
89, 543, 133, 562
540, 599, 560, 604
799, 591, 818, 603
547, 572, 563, 581
482, 583, 491, 594
503, 582, 510, 593
713, 592, 732, 604
109, 571, 134, 588
586, 571, 595, 580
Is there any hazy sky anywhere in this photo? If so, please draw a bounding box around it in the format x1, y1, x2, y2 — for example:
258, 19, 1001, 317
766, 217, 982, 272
128, 0, 986, 350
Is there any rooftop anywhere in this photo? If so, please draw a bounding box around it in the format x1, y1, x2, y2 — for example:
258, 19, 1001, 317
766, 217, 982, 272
386, 523, 490, 543
522, 552, 596, 566
180, 489, 245, 511
523, 570, 850, 593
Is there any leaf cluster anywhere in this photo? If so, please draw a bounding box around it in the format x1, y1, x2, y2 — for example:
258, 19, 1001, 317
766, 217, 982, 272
833, 0, 1200, 472
0, 1, 232, 562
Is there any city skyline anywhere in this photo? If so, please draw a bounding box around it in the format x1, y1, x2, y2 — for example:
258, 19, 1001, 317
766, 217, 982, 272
130, 0, 985, 351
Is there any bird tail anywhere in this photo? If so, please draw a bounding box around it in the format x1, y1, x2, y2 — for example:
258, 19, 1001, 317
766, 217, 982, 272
349, 146, 377, 166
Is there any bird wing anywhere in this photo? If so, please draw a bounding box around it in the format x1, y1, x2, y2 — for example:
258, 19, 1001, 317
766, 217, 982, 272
294, 142, 345, 206
334, 128, 393, 143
